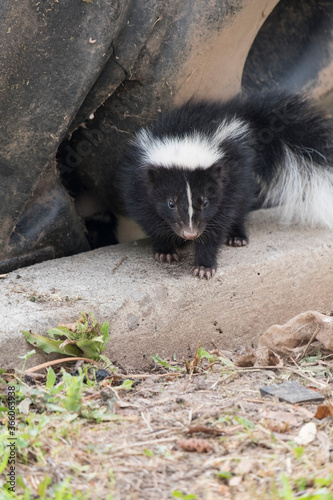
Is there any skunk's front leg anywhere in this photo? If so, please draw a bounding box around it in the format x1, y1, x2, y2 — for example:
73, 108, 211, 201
226, 222, 249, 247
152, 237, 179, 263
192, 239, 221, 280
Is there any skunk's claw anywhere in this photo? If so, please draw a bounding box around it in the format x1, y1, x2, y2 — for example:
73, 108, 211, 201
155, 252, 179, 263
192, 265, 216, 280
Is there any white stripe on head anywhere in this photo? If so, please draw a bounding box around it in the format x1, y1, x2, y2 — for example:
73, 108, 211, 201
135, 117, 249, 170
186, 182, 193, 229
135, 129, 223, 169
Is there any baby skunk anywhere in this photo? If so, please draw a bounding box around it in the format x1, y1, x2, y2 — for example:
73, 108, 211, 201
118, 93, 333, 279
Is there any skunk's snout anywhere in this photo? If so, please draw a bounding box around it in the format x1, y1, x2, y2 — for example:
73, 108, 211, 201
182, 230, 199, 240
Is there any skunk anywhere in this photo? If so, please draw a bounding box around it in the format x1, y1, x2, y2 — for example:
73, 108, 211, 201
118, 93, 333, 279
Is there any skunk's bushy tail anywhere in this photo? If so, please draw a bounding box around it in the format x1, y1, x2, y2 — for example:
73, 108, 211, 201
259, 145, 333, 228
248, 93, 333, 229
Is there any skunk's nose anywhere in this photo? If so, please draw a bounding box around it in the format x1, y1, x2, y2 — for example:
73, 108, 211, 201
183, 230, 199, 240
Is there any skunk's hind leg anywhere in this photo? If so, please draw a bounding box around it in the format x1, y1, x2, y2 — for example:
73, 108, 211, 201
226, 222, 249, 247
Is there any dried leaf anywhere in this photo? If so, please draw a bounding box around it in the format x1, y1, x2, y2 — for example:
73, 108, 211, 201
229, 476, 242, 487
58, 322, 78, 332
234, 353, 256, 367
314, 404, 333, 420
17, 397, 32, 415
234, 348, 282, 368
266, 421, 290, 433
294, 422, 317, 445
254, 348, 283, 367
234, 459, 253, 475
259, 311, 333, 355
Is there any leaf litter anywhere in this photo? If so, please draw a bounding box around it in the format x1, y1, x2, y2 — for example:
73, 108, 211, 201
1, 311, 333, 499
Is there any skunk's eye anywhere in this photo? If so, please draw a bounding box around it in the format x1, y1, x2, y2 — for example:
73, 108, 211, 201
203, 198, 209, 208
168, 200, 176, 209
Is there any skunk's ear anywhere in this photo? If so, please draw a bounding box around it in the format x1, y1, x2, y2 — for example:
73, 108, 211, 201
210, 161, 225, 181
208, 160, 227, 190
211, 163, 222, 178
147, 166, 160, 183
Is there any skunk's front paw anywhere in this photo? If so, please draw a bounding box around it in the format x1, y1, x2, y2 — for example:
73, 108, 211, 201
192, 265, 216, 280
155, 251, 179, 263
227, 236, 248, 247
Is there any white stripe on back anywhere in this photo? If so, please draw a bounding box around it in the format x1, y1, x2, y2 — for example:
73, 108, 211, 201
135, 117, 249, 170
212, 118, 250, 144
136, 130, 222, 169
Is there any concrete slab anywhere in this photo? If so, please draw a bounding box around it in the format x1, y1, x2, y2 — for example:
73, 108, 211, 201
1, 208, 333, 371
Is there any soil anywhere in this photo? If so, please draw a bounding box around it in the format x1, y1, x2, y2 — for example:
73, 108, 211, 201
10, 351, 333, 500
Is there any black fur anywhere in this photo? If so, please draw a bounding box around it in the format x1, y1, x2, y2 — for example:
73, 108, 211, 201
117, 93, 333, 279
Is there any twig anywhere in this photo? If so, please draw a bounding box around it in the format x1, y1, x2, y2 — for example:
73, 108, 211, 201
205, 360, 222, 370
152, 15, 162, 28
141, 411, 153, 432
245, 398, 316, 417
187, 425, 224, 436
184, 341, 200, 391
24, 357, 100, 373
111, 256, 128, 274
109, 386, 123, 401
111, 436, 178, 455
302, 321, 321, 358
285, 364, 327, 389
124, 372, 183, 379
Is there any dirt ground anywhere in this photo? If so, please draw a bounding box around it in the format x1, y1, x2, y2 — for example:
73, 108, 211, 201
3, 345, 333, 500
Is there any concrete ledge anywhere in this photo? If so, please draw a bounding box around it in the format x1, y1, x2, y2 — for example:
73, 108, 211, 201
2, 209, 333, 370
